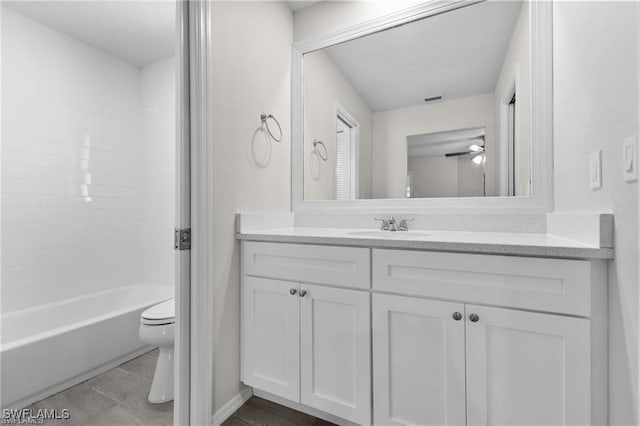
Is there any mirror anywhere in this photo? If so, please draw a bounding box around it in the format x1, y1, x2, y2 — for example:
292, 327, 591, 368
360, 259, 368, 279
301, 0, 534, 202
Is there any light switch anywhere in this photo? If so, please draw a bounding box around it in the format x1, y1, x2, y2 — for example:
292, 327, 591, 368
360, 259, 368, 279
590, 150, 602, 190
623, 135, 637, 182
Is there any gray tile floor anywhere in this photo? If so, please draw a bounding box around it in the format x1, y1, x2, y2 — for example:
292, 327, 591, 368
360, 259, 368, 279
26, 349, 173, 426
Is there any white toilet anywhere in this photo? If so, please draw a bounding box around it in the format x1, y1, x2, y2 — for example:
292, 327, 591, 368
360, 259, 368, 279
139, 298, 175, 403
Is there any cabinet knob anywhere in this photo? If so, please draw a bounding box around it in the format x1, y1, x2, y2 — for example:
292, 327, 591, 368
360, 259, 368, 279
289, 288, 297, 295
299, 290, 307, 297
469, 313, 479, 322
452, 312, 462, 321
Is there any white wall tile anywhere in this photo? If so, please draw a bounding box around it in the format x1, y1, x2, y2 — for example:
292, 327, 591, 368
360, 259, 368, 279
1, 8, 176, 312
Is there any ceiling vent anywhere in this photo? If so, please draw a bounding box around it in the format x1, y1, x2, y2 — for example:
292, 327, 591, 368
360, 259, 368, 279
424, 95, 444, 103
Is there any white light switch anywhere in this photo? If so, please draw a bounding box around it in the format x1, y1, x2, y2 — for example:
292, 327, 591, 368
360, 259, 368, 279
590, 150, 602, 190
623, 135, 637, 182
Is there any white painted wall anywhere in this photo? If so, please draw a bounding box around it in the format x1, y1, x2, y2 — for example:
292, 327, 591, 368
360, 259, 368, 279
494, 1, 530, 197
210, 1, 292, 412
407, 156, 458, 198
1, 8, 175, 312
553, 2, 638, 424
303, 50, 372, 200
457, 156, 485, 197
371, 93, 497, 198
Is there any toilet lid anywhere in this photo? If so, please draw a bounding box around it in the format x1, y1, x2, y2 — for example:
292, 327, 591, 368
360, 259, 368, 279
142, 298, 175, 321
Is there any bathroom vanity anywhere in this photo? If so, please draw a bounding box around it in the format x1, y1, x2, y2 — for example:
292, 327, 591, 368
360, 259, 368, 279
237, 227, 610, 426
238, 1, 612, 424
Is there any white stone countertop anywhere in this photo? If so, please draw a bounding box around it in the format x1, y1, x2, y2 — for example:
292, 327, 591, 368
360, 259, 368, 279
236, 227, 614, 259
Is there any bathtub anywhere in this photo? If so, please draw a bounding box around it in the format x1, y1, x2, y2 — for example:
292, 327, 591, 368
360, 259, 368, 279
0, 284, 174, 409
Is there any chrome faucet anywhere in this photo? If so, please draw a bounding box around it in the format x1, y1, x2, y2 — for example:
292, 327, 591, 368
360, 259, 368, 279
375, 216, 414, 231
375, 217, 391, 231
397, 218, 414, 231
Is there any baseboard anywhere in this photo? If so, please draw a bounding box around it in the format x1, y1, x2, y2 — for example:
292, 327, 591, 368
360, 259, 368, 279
7, 346, 155, 410
211, 387, 253, 426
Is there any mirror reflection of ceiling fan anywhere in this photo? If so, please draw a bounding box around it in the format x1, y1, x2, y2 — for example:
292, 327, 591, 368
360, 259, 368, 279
445, 140, 486, 164
407, 127, 486, 162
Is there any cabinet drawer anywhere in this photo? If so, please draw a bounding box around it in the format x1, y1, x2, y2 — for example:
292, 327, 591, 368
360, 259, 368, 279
244, 241, 370, 289
373, 249, 592, 316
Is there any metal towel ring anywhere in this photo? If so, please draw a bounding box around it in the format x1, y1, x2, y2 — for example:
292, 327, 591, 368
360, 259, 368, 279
312, 139, 328, 161
260, 113, 282, 142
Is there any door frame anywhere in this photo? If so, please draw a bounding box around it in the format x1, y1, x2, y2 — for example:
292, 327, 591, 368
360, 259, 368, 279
175, 1, 191, 425
334, 103, 359, 200
176, 1, 214, 425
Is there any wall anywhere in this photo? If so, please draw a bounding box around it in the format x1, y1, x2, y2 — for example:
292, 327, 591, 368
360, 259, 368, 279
303, 50, 372, 200
140, 57, 175, 286
371, 93, 496, 198
494, 1, 530, 196
553, 2, 638, 424
407, 156, 458, 198
1, 8, 175, 312
210, 1, 292, 412
457, 156, 485, 197
1, 8, 143, 311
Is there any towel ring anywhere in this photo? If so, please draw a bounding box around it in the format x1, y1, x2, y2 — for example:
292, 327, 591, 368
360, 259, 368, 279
313, 139, 328, 161
260, 113, 282, 142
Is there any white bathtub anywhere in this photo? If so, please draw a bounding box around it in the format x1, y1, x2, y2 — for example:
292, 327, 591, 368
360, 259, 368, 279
0, 284, 174, 409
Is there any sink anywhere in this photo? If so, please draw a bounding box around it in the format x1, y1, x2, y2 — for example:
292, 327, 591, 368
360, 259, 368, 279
348, 230, 430, 238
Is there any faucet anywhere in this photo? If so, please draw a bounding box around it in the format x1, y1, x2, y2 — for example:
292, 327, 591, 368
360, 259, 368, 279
375, 217, 391, 231
397, 218, 414, 231
375, 217, 414, 231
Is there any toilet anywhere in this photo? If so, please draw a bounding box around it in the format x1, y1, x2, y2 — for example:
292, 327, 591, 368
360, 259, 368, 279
139, 298, 175, 403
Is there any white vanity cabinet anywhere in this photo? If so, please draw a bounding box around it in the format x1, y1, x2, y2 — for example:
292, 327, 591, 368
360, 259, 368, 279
373, 295, 591, 426
372, 294, 467, 426
241, 241, 607, 426
372, 249, 607, 426
241, 242, 372, 425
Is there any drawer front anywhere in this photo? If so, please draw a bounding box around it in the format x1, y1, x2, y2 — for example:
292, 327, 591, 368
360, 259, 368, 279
373, 249, 591, 316
244, 241, 370, 289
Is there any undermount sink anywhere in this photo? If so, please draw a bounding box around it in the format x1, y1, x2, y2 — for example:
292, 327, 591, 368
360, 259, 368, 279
348, 230, 430, 238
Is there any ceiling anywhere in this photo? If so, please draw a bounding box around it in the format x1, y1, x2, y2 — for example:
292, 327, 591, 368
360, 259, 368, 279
3, 1, 175, 68
287, 1, 321, 12
408, 127, 485, 157
323, 1, 524, 112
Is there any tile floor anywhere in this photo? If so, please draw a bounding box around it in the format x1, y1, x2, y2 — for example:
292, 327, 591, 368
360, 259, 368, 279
24, 350, 332, 425
223, 397, 335, 426
25, 349, 173, 426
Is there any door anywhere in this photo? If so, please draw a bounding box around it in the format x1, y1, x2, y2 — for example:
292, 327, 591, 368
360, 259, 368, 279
300, 284, 371, 425
242, 277, 300, 402
465, 305, 591, 426
372, 294, 466, 426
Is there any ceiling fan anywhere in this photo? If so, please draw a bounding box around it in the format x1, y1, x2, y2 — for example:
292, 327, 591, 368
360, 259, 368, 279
445, 143, 485, 164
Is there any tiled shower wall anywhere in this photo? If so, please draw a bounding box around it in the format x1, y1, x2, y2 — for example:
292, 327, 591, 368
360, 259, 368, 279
141, 57, 176, 288
1, 8, 175, 313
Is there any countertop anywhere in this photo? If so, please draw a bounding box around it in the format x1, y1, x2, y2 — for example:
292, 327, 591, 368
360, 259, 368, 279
236, 227, 614, 260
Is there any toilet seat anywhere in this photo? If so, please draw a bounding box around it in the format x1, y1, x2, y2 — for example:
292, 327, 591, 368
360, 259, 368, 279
141, 299, 175, 326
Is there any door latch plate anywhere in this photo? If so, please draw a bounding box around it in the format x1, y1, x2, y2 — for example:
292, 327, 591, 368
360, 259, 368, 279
175, 228, 191, 250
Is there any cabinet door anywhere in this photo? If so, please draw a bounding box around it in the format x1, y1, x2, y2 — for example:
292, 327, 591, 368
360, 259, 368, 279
465, 305, 591, 426
242, 277, 300, 402
372, 294, 466, 426
300, 284, 371, 425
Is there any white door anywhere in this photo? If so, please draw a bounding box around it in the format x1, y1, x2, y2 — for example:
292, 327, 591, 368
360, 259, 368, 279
372, 294, 466, 426
242, 277, 300, 402
465, 305, 591, 426
300, 284, 371, 425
